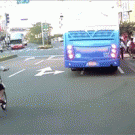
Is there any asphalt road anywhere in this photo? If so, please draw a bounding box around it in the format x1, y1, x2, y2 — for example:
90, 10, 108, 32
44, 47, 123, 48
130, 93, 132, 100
0, 42, 135, 134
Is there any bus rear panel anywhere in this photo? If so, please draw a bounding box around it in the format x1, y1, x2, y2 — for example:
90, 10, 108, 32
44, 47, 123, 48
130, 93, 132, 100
64, 30, 120, 69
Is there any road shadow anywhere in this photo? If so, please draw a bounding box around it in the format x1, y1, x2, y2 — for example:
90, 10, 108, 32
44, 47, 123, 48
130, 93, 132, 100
69, 67, 119, 77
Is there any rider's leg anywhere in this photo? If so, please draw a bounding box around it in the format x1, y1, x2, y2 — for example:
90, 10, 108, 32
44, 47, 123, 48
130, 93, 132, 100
0, 89, 5, 101
120, 48, 123, 59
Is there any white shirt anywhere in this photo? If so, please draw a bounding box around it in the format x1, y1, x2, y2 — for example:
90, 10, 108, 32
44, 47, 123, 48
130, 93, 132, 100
120, 41, 126, 50
127, 40, 131, 47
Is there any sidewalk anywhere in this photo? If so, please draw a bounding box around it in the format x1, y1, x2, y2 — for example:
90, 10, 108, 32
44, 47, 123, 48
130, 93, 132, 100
0, 51, 17, 62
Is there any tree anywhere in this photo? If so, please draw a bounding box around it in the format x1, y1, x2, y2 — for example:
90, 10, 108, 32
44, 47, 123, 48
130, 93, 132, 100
25, 22, 53, 45
54, 34, 63, 38
120, 21, 135, 39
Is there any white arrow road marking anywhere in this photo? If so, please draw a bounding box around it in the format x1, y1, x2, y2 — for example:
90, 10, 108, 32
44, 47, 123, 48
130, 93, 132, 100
54, 70, 65, 75
9, 69, 26, 78
118, 66, 124, 74
35, 67, 52, 76
35, 60, 44, 65
35, 67, 65, 76
24, 57, 35, 61
42, 72, 54, 75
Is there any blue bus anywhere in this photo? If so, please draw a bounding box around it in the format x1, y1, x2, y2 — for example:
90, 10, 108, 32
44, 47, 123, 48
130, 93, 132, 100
63, 4, 120, 71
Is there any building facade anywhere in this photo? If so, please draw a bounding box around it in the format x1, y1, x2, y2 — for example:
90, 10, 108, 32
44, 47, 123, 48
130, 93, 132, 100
117, 0, 135, 23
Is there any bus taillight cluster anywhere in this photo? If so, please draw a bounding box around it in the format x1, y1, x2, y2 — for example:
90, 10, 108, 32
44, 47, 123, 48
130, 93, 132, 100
111, 44, 117, 58
67, 45, 74, 60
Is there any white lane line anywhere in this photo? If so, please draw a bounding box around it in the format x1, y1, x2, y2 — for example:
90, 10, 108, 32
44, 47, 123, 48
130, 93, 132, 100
47, 56, 55, 60
9, 69, 26, 78
47, 58, 64, 60
19, 50, 23, 52
24, 57, 35, 61
118, 66, 124, 74
35, 60, 44, 65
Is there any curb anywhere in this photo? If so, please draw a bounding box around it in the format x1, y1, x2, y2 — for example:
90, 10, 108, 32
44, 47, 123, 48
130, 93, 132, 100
37, 45, 53, 49
0, 54, 18, 62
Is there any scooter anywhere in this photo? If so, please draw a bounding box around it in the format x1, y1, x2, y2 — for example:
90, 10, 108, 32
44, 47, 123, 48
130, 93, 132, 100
0, 68, 9, 111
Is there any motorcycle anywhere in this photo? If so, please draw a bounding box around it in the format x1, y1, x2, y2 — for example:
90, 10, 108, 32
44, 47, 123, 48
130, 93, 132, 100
0, 68, 9, 111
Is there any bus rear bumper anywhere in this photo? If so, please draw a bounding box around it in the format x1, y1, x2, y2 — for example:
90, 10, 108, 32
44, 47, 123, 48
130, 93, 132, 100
65, 59, 120, 68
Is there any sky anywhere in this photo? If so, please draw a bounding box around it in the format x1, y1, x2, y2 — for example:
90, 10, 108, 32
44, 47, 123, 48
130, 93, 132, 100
0, 0, 117, 35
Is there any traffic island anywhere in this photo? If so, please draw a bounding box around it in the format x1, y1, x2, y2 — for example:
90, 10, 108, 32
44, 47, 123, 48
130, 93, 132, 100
37, 45, 53, 49
0, 54, 18, 62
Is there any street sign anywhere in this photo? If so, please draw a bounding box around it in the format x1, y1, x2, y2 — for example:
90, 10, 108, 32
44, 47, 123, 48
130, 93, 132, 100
17, 0, 29, 4
122, 12, 129, 22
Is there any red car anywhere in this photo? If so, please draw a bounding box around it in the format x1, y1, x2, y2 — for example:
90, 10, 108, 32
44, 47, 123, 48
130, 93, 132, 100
11, 44, 25, 50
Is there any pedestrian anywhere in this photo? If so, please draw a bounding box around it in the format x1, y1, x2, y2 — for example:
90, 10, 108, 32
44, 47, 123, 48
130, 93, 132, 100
129, 38, 135, 57
120, 38, 126, 60
127, 38, 131, 53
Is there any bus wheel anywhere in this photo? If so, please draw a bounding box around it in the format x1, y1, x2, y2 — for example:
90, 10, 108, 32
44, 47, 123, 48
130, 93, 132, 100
71, 68, 76, 71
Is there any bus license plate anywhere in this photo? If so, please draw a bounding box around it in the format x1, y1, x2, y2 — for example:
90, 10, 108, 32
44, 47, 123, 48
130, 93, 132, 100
88, 62, 97, 66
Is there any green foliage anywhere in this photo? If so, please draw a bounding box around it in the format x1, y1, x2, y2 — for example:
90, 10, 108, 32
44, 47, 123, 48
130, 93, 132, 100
54, 34, 63, 38
25, 22, 53, 44
120, 21, 135, 39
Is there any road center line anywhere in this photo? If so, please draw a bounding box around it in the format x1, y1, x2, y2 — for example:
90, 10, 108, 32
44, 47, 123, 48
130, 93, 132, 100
35, 60, 44, 65
118, 66, 124, 74
9, 69, 26, 78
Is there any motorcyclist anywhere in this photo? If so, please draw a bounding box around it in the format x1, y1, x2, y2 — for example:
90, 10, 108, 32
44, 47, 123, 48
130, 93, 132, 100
120, 38, 126, 60
0, 66, 9, 104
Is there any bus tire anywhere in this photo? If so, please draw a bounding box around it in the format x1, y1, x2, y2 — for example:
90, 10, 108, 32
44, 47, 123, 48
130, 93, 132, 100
71, 68, 76, 71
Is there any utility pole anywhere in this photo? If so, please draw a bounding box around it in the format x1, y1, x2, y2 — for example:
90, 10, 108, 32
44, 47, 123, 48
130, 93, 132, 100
43, 21, 49, 46
5, 13, 9, 48
41, 22, 44, 46
45, 21, 48, 45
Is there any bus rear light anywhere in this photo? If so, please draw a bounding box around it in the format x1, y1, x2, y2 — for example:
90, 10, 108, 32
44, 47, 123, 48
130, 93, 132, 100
67, 45, 72, 50
67, 50, 72, 54
111, 44, 116, 49
111, 53, 116, 58
68, 54, 74, 59
67, 45, 74, 60
112, 49, 116, 53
